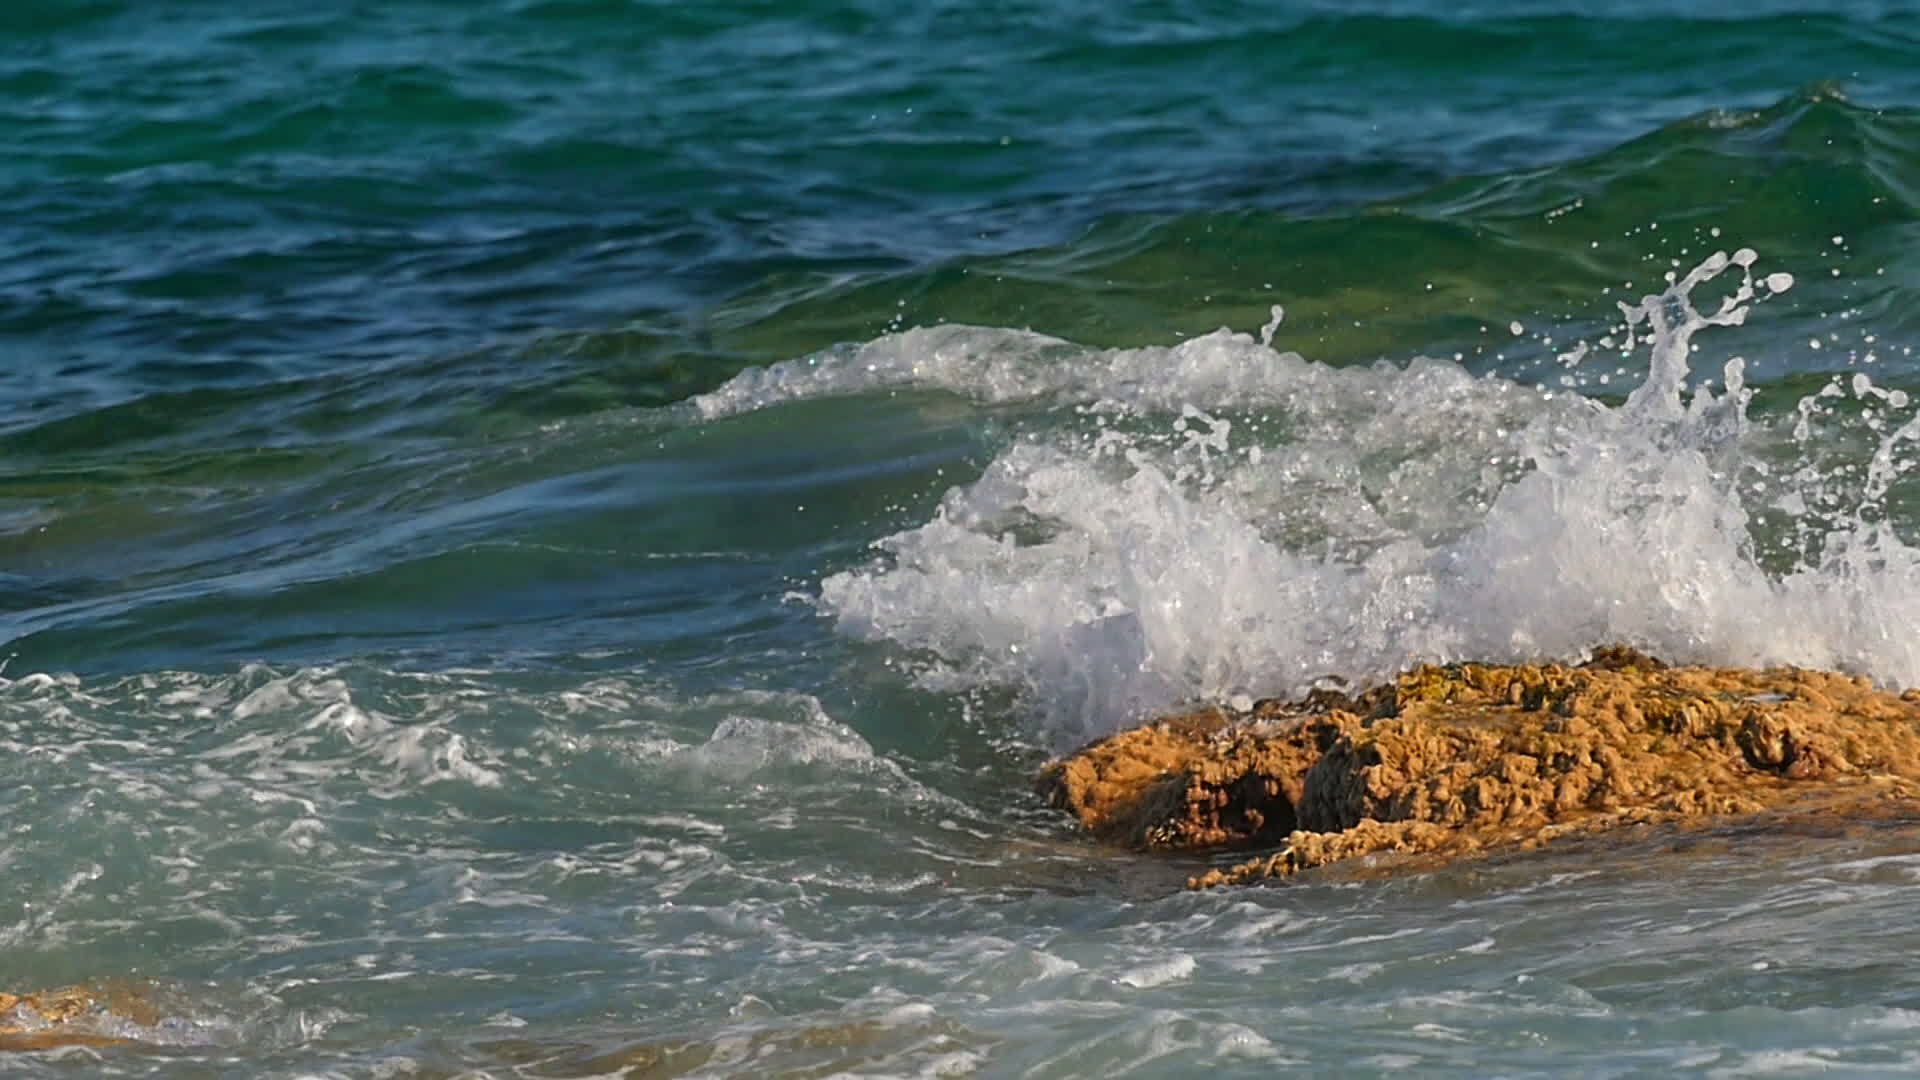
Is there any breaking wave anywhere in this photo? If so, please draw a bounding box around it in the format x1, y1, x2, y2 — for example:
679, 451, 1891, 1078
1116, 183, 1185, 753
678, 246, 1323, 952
698, 250, 1920, 746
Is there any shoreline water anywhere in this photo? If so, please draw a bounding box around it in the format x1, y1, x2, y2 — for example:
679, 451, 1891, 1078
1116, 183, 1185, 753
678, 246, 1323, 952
9, 3, 1920, 1074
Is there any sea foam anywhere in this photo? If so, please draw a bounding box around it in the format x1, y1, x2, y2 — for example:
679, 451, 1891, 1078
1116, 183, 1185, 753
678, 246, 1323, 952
696, 251, 1920, 746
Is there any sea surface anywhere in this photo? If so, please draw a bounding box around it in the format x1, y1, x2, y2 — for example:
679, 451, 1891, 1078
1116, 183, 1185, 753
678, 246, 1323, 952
6, 1, 1920, 1075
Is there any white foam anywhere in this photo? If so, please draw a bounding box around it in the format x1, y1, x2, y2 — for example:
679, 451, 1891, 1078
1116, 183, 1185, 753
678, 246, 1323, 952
1114, 953, 1197, 989
694, 319, 1555, 433
694, 250, 1920, 746
685, 712, 880, 776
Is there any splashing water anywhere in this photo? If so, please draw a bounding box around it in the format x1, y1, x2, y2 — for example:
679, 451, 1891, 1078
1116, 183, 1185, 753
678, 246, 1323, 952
695, 251, 1920, 747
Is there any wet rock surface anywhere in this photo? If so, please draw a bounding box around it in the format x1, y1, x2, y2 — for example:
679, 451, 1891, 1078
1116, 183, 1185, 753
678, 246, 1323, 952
1037, 648, 1920, 888
0, 982, 155, 1051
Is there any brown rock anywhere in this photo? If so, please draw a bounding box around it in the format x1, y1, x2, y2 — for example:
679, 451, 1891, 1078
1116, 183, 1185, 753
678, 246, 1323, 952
1036, 649, 1920, 888
0, 982, 159, 1051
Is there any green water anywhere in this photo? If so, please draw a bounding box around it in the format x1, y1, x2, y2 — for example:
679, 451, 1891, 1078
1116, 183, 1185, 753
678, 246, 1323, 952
6, 2, 1920, 1076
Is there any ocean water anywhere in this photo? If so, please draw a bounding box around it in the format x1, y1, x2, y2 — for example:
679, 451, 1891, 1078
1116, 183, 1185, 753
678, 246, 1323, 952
6, 1, 1920, 1074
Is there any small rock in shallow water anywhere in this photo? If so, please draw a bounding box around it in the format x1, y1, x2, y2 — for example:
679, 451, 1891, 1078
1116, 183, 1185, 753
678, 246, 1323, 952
0, 982, 162, 1051
1035, 649, 1920, 888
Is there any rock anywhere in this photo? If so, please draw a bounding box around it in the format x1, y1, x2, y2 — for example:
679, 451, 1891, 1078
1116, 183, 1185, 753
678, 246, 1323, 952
1035, 649, 1920, 888
0, 982, 156, 1051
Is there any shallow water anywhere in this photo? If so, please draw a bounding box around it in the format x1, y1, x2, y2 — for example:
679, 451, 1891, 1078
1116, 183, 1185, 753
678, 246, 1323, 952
6, 1, 1920, 1075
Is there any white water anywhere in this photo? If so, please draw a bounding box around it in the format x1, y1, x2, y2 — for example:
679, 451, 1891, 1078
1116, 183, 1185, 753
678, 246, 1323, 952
697, 251, 1920, 746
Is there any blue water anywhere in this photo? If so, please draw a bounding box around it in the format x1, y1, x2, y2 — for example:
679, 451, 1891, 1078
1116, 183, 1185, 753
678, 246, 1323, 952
6, 2, 1920, 1075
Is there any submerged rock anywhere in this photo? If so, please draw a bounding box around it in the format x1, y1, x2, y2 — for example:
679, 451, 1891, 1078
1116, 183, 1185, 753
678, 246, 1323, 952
0, 982, 157, 1051
1037, 648, 1920, 888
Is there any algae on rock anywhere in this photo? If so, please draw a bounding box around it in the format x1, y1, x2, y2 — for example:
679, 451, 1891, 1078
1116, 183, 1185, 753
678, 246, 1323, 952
1036, 648, 1920, 888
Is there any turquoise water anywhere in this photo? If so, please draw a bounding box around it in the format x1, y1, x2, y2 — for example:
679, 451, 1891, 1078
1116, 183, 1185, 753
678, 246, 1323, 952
7, 2, 1920, 1075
